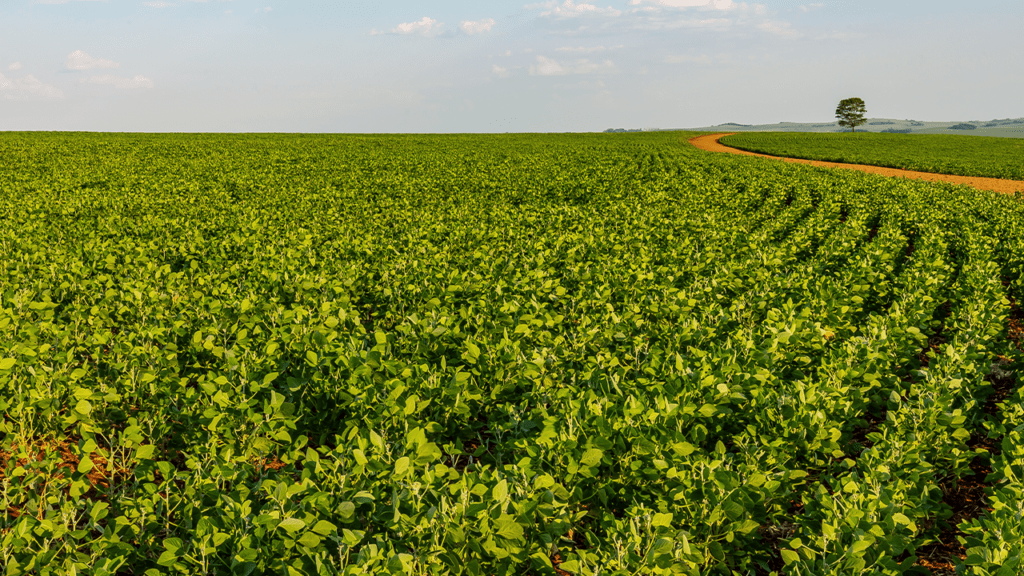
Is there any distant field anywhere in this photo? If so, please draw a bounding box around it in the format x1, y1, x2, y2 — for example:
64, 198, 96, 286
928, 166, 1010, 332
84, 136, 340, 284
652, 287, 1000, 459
916, 125, 1024, 138
721, 132, 1024, 181
682, 117, 1024, 138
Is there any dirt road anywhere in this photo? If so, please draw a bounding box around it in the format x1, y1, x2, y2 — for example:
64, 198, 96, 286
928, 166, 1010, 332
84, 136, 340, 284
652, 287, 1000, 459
689, 133, 1024, 195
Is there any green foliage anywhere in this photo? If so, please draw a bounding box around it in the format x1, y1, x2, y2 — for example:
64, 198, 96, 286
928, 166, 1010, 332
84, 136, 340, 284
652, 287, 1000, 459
836, 98, 868, 132
722, 131, 1024, 181
1, 131, 1023, 574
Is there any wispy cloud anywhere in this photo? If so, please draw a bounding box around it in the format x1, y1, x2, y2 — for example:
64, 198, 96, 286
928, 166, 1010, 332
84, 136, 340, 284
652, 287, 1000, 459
460, 18, 495, 35
529, 55, 615, 76
7, 62, 23, 71
799, 3, 824, 12
531, 56, 565, 75
67, 50, 120, 70
371, 16, 444, 36
0, 73, 64, 100
528, 1, 622, 18
142, 1, 176, 7
82, 74, 155, 89
492, 64, 510, 78
528, 0, 764, 35
629, 0, 734, 8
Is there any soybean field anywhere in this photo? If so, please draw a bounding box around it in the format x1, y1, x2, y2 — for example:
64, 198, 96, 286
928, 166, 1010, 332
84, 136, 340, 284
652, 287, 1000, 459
1, 131, 1023, 576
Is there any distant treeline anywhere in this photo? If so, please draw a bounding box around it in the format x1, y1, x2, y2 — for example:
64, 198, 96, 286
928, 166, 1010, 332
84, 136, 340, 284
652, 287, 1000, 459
983, 118, 1024, 127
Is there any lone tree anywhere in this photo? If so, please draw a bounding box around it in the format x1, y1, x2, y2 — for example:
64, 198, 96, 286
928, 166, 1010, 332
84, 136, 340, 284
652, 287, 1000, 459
836, 97, 867, 132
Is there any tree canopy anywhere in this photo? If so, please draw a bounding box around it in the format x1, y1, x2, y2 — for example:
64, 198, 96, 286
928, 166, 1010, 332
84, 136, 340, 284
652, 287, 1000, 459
836, 98, 868, 132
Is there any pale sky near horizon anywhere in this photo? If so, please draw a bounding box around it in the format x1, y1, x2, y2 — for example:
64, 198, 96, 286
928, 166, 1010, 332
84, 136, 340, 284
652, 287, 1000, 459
1, 0, 1021, 132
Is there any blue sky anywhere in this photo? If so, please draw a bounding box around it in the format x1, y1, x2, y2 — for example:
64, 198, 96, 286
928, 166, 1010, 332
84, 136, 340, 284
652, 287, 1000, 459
1, 0, 1021, 132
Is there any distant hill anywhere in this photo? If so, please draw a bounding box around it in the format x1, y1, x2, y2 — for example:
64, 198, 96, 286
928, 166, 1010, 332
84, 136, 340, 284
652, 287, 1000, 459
671, 117, 1024, 138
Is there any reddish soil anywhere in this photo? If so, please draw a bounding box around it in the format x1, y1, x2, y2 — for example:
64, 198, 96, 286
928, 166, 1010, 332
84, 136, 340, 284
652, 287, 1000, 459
689, 133, 1024, 195
0, 438, 128, 520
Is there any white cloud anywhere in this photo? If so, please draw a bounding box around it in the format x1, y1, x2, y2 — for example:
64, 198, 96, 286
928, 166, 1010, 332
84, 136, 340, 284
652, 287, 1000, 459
492, 64, 510, 77
799, 3, 824, 12
255, 6, 272, 13
82, 74, 155, 89
8, 62, 23, 71
629, 0, 733, 8
371, 16, 443, 36
33, 0, 105, 4
67, 50, 120, 70
532, 56, 565, 75
460, 18, 495, 34
607, 14, 732, 33
0, 73, 64, 101
528, 1, 622, 18
143, 2, 176, 7
529, 55, 615, 75
529, 0, 755, 35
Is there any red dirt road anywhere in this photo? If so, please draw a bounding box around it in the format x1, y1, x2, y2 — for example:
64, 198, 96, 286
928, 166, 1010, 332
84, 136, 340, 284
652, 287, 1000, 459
689, 133, 1024, 195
